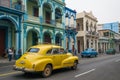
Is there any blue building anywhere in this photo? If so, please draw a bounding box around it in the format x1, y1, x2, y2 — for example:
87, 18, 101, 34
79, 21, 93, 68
0, 0, 77, 58
0, 0, 24, 58
65, 7, 77, 54
103, 22, 119, 33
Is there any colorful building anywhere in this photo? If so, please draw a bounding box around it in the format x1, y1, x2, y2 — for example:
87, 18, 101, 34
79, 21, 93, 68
0, 0, 77, 58
65, 7, 77, 54
0, 0, 24, 58
22, 0, 66, 53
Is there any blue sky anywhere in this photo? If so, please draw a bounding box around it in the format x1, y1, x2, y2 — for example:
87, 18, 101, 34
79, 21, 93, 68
65, 0, 120, 24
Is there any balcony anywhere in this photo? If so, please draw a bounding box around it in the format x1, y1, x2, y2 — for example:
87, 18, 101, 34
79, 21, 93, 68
66, 24, 75, 29
65, 25, 78, 36
86, 31, 98, 37
27, 15, 39, 23
12, 2, 24, 12
39, 18, 55, 27
0, 0, 24, 12
53, 0, 65, 5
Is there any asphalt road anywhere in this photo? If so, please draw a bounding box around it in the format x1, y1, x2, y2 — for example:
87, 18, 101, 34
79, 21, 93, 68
0, 54, 120, 80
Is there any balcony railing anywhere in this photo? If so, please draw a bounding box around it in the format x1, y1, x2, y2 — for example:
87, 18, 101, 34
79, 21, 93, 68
12, 2, 25, 12
0, 1, 24, 12
27, 15, 39, 23
86, 31, 99, 36
66, 24, 75, 29
40, 18, 63, 27
41, 19, 56, 25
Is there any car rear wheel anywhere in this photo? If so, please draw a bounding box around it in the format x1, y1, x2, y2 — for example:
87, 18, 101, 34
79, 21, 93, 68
71, 61, 78, 70
42, 65, 52, 78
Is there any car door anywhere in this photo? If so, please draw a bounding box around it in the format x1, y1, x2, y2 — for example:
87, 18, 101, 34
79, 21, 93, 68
51, 48, 62, 67
59, 48, 68, 61
92, 49, 96, 56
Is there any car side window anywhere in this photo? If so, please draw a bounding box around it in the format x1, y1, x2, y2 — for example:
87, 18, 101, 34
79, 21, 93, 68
47, 49, 52, 54
52, 48, 59, 54
59, 48, 65, 54
92, 49, 94, 51
28, 48, 39, 53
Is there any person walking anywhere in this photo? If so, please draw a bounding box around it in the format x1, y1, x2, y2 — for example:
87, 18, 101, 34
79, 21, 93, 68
8, 48, 13, 61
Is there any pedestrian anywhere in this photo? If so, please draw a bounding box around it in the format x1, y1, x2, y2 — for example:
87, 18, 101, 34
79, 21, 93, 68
11, 47, 16, 59
8, 48, 13, 61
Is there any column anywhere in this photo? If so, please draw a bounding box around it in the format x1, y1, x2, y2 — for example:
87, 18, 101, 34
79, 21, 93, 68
15, 31, 19, 59
84, 36, 86, 50
68, 36, 72, 52
62, 10, 65, 28
39, 3, 43, 23
52, 9, 55, 25
52, 29, 55, 44
63, 32, 66, 49
23, 0, 28, 20
74, 35, 77, 55
74, 19, 76, 28
68, 17, 70, 27
23, 25, 27, 53
8, 27, 12, 48
39, 26, 43, 43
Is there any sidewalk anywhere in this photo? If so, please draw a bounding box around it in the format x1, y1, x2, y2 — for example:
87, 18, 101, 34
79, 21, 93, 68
0, 57, 15, 64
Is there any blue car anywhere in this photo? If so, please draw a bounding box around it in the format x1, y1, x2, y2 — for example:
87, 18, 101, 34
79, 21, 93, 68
81, 48, 98, 58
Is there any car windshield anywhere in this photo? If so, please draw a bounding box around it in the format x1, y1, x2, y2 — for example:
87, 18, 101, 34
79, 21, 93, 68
85, 48, 91, 51
28, 48, 40, 53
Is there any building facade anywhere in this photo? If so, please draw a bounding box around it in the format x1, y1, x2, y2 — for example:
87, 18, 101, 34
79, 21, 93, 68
65, 7, 77, 54
0, 0, 24, 57
76, 11, 98, 53
98, 29, 120, 53
0, 0, 77, 58
103, 22, 120, 33
22, 0, 66, 53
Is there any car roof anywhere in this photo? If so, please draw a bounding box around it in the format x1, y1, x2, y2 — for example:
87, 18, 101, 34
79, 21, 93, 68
31, 44, 61, 48
29, 44, 63, 54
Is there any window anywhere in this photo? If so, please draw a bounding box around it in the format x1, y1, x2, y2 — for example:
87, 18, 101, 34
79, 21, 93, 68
104, 32, 109, 36
59, 48, 65, 54
52, 48, 59, 54
28, 48, 39, 53
33, 7, 38, 17
47, 49, 52, 54
77, 23, 80, 31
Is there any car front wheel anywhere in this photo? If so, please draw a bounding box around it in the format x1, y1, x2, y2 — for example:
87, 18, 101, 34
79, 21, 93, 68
42, 65, 52, 78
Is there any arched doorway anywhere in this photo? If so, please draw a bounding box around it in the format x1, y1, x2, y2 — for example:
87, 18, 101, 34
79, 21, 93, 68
43, 32, 51, 43
27, 30, 38, 49
55, 33, 62, 46
0, 19, 16, 57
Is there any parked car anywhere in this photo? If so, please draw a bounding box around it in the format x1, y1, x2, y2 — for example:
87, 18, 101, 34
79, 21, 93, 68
106, 48, 116, 54
81, 48, 98, 58
13, 44, 78, 77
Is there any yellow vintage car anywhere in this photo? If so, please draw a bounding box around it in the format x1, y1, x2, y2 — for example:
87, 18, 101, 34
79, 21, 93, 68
13, 44, 79, 77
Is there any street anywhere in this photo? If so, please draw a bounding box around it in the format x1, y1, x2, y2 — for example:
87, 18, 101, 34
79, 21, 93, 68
0, 54, 120, 80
